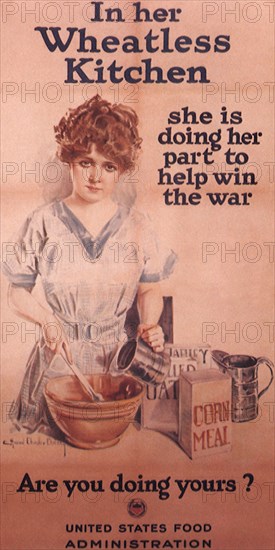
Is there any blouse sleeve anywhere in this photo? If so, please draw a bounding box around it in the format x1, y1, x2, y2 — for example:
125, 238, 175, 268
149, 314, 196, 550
2, 210, 46, 289
139, 216, 177, 283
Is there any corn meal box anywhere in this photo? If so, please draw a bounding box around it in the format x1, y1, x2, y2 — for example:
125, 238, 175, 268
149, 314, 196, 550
141, 344, 211, 438
179, 369, 232, 459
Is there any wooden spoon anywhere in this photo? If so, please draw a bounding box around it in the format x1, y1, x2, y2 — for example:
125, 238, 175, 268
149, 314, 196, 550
60, 351, 104, 402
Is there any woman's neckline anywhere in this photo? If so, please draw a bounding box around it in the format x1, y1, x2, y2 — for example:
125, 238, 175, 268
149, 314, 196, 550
61, 199, 120, 241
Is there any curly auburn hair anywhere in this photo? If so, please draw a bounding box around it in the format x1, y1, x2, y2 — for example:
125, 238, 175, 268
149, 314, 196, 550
54, 95, 142, 172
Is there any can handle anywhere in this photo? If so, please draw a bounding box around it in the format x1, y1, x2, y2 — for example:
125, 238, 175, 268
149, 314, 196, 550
256, 357, 274, 399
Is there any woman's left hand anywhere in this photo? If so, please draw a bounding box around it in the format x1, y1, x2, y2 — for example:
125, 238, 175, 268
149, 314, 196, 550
137, 324, 165, 353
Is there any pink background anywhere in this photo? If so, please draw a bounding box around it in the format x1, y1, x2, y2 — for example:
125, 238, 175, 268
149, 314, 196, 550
1, 2, 274, 549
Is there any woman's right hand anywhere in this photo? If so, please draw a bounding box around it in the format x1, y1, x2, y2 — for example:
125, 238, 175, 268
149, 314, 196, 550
42, 315, 72, 364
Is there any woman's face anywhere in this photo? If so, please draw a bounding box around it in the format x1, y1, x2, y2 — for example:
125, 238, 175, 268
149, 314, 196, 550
69, 144, 121, 204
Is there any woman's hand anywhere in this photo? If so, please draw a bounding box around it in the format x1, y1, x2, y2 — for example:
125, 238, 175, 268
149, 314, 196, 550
42, 315, 72, 363
137, 323, 165, 353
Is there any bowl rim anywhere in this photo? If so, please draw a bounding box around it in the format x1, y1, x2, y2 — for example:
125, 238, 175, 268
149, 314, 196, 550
44, 373, 145, 408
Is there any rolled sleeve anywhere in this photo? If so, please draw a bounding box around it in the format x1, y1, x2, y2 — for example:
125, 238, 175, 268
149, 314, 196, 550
139, 217, 177, 283
2, 211, 45, 289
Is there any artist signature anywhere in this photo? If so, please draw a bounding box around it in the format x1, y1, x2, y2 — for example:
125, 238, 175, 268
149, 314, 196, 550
2, 437, 65, 448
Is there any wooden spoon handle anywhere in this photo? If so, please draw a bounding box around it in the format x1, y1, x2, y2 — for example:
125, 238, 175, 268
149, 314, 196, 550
60, 351, 102, 402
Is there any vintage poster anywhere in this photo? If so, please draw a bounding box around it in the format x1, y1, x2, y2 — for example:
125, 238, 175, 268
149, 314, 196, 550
1, 1, 274, 549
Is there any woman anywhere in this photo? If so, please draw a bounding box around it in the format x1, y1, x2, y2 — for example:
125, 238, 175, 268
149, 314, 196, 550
3, 95, 176, 435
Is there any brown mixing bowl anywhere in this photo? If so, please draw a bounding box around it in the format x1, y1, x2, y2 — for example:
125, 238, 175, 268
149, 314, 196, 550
44, 373, 145, 449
